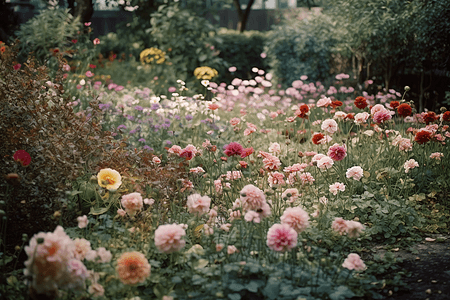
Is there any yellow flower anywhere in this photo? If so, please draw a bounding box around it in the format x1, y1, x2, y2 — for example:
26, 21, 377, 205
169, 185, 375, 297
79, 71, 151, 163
194, 66, 218, 80
140, 48, 166, 65
97, 168, 122, 190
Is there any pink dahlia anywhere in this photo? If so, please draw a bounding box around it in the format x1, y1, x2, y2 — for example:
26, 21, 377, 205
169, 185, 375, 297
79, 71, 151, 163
327, 143, 347, 161
280, 207, 310, 233
266, 224, 298, 252
342, 253, 366, 271
373, 110, 392, 124
240, 184, 266, 211
154, 224, 186, 253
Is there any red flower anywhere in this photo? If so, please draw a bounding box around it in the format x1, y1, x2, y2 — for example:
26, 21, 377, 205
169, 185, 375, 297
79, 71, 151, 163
240, 147, 254, 158
13, 63, 21, 71
331, 100, 343, 108
422, 111, 439, 124
89, 64, 97, 69
13, 150, 31, 166
72, 39, 78, 44
312, 133, 325, 145
239, 161, 248, 168
180, 149, 194, 160
397, 103, 412, 117
354, 96, 368, 109
443, 111, 450, 122
299, 104, 309, 114
345, 113, 355, 120
224, 142, 243, 157
389, 101, 400, 109
414, 130, 433, 144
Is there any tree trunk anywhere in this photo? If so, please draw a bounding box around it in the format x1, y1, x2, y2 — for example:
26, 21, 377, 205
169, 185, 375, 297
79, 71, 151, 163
233, 0, 255, 33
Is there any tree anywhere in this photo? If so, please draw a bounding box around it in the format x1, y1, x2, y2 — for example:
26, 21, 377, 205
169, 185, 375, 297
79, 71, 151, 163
233, 0, 255, 33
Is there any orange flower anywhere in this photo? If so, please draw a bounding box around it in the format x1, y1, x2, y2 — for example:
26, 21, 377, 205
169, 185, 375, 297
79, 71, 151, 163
116, 251, 150, 285
97, 168, 122, 190
0, 46, 5, 53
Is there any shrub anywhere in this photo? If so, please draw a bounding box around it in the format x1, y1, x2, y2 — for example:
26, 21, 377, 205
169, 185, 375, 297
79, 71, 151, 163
215, 28, 268, 84
264, 12, 344, 86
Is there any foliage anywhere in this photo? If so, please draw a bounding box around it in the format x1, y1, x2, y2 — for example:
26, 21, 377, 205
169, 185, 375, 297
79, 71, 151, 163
149, 2, 225, 84
15, 8, 81, 64
264, 11, 341, 86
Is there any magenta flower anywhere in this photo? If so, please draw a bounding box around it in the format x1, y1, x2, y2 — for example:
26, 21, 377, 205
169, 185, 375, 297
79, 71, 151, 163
327, 143, 347, 161
266, 224, 297, 252
224, 142, 243, 157
373, 110, 392, 124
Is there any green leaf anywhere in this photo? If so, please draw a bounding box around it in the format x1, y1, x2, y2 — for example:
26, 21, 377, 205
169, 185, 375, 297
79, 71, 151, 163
246, 281, 259, 293
228, 293, 241, 300
329, 285, 355, 300
229, 282, 245, 292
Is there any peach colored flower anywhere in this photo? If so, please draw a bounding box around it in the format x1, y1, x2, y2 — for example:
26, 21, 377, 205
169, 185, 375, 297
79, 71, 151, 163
116, 251, 151, 285
97, 168, 122, 190
168, 145, 182, 154
73, 238, 91, 260
268, 171, 285, 186
342, 253, 366, 271
346, 220, 364, 238
317, 97, 332, 107
154, 224, 186, 253
266, 224, 298, 252
281, 188, 299, 203
186, 194, 211, 215
227, 245, 238, 255
216, 243, 224, 252
96, 247, 112, 263
244, 210, 261, 223
299, 172, 315, 185
230, 117, 240, 126
430, 152, 444, 160
280, 207, 310, 233
88, 283, 105, 297
121, 192, 143, 217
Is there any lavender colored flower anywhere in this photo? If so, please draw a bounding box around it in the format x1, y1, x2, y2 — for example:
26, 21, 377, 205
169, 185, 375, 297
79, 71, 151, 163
126, 115, 135, 121
151, 103, 160, 111
185, 114, 193, 121
138, 138, 146, 142
134, 106, 143, 111
143, 145, 153, 151
165, 140, 172, 145
129, 129, 137, 134
174, 115, 181, 120
117, 124, 127, 130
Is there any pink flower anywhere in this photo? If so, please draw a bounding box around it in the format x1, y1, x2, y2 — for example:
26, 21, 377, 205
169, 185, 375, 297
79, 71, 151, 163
186, 194, 211, 215
404, 159, 419, 173
216, 243, 224, 251
244, 211, 261, 223
299, 172, 315, 185
259, 151, 281, 170
321, 119, 338, 134
220, 223, 232, 231
88, 283, 105, 297
332, 217, 348, 235
373, 110, 392, 123
430, 152, 444, 160
230, 117, 241, 126
117, 208, 126, 217
227, 245, 238, 255
280, 207, 310, 233
96, 247, 112, 263
228, 66, 237, 72
329, 182, 345, 195
13, 63, 21, 70
168, 145, 182, 154
240, 184, 266, 211
77, 215, 88, 229
317, 156, 334, 170
346, 221, 364, 238
317, 97, 332, 107
121, 192, 143, 217
224, 142, 243, 156
93, 38, 100, 45
154, 224, 186, 253
240, 147, 254, 158
168, 86, 177, 93
346, 166, 364, 181
268, 172, 285, 186
342, 253, 366, 271
370, 104, 386, 116
266, 224, 298, 252
85, 71, 94, 77
327, 143, 347, 161
268, 142, 281, 155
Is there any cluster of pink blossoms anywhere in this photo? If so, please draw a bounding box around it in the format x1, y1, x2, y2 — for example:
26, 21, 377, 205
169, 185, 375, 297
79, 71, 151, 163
186, 193, 211, 215
167, 144, 200, 161
24, 226, 111, 296
332, 217, 364, 238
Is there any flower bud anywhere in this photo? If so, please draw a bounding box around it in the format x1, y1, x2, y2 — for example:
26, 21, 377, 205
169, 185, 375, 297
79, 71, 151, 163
404, 86, 410, 91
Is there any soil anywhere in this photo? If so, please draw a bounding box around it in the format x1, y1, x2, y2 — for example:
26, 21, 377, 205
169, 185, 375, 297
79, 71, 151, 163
375, 234, 450, 300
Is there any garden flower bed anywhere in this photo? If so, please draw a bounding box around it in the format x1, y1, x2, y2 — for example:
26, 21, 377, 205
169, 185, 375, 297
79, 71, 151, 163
1, 42, 450, 300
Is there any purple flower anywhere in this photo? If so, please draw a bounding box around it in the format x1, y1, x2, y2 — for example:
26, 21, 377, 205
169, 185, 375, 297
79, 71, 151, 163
126, 115, 135, 121
143, 145, 153, 151
174, 115, 181, 120
117, 124, 127, 130
135, 106, 143, 111
185, 115, 193, 121
151, 103, 160, 111
165, 140, 172, 145
138, 138, 146, 142
129, 129, 137, 134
